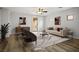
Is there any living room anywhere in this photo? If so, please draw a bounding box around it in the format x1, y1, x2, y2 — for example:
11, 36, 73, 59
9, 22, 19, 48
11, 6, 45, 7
0, 7, 79, 52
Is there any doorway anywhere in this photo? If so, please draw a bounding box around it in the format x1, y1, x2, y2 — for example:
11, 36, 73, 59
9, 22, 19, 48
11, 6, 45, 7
32, 17, 38, 32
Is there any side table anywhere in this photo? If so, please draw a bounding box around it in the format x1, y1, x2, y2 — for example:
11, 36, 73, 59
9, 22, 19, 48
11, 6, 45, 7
67, 31, 73, 40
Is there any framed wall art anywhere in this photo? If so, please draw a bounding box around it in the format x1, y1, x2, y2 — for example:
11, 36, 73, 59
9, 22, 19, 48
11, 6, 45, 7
54, 16, 61, 25
19, 17, 26, 25
67, 15, 74, 21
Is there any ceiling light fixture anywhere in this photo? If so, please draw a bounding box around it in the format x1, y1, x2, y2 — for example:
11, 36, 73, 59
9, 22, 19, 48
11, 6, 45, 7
58, 7, 63, 8
36, 8, 48, 14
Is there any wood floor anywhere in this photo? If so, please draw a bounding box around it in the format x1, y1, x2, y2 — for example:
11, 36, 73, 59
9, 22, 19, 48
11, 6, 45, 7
45, 39, 79, 52
0, 35, 79, 52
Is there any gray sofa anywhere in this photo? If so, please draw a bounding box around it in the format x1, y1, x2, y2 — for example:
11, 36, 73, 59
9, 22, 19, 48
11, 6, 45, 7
46, 27, 70, 37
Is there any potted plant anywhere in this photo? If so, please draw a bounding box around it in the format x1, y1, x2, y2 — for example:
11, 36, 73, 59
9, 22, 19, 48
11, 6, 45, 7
0, 23, 9, 51
0, 23, 9, 41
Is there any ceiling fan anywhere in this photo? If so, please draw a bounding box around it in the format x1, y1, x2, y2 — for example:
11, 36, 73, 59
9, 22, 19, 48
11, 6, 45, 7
37, 8, 48, 14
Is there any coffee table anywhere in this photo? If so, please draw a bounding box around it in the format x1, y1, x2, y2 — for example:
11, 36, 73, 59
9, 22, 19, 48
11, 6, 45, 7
40, 32, 48, 38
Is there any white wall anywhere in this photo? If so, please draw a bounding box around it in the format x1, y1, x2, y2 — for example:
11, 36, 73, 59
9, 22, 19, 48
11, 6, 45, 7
1, 8, 45, 37
0, 9, 1, 39
38, 17, 45, 32
45, 7, 79, 39
1, 7, 79, 39
0, 9, 1, 28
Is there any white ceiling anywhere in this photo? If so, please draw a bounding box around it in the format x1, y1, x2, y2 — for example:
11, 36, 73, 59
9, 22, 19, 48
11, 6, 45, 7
4, 7, 72, 16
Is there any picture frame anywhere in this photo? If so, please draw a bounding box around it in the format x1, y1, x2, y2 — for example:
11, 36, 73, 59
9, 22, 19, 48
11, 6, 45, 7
54, 16, 61, 25
19, 17, 26, 25
67, 15, 74, 21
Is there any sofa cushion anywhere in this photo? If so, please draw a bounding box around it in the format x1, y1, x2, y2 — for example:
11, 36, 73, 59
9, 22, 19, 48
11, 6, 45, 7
47, 27, 54, 30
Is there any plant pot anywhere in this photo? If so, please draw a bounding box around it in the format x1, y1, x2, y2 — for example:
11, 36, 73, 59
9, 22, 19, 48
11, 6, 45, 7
0, 39, 8, 52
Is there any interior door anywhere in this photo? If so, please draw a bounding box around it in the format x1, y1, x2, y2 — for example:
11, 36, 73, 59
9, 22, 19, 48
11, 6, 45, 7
32, 17, 38, 32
